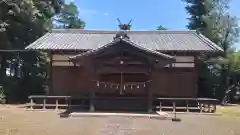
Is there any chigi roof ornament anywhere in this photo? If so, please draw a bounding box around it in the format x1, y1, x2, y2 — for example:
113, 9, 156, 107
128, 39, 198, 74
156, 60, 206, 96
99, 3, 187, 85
117, 18, 132, 30
114, 18, 132, 40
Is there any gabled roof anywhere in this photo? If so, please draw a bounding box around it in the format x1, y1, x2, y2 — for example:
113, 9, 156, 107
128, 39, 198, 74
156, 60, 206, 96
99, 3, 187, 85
25, 29, 223, 52
70, 37, 174, 60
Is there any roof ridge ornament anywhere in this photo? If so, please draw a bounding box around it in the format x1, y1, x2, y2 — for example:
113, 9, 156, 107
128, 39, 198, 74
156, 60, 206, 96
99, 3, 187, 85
117, 18, 132, 30
114, 18, 132, 40
114, 31, 130, 40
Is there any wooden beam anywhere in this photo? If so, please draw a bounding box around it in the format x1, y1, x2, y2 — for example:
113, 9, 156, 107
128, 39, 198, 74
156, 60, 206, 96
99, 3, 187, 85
160, 51, 202, 56
95, 66, 149, 74
171, 63, 195, 68
175, 56, 194, 62
52, 61, 75, 66
52, 54, 74, 61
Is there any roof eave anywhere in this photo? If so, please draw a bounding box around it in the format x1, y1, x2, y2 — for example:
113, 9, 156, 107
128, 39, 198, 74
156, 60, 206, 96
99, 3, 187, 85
25, 48, 223, 53
69, 38, 175, 61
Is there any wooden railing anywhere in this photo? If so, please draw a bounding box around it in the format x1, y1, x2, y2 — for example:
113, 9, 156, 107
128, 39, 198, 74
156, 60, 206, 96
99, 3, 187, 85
28, 95, 89, 110
155, 98, 218, 113
28, 96, 71, 110
27, 95, 219, 113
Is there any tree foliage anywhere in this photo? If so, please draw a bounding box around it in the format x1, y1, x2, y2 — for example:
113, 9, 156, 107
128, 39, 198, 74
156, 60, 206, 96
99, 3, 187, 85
183, 0, 215, 32
54, 2, 85, 29
157, 25, 167, 30
183, 0, 240, 101
0, 0, 64, 102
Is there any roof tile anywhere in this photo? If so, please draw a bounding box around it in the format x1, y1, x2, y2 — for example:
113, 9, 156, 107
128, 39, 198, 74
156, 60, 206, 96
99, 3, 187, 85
25, 29, 223, 52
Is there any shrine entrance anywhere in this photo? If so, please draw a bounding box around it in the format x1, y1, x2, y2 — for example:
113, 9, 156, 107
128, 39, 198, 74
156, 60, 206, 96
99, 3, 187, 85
96, 73, 148, 96
70, 32, 175, 112
93, 73, 151, 111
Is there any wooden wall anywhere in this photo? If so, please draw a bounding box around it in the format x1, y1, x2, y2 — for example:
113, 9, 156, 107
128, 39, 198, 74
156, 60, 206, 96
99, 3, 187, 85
51, 66, 96, 95
52, 54, 195, 67
150, 68, 197, 97
50, 51, 198, 97
51, 66, 197, 97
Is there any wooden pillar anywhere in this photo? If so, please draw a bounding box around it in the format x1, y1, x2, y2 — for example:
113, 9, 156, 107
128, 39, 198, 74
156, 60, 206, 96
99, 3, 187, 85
199, 102, 203, 113
207, 102, 210, 113
55, 99, 59, 110
186, 100, 189, 112
73, 63, 77, 99
148, 89, 153, 112
90, 60, 96, 112
67, 96, 71, 110
48, 51, 53, 95
173, 101, 176, 112
30, 98, 33, 109
213, 103, 217, 113
90, 88, 95, 112
159, 100, 162, 111
43, 98, 46, 110
147, 68, 153, 113
194, 56, 199, 97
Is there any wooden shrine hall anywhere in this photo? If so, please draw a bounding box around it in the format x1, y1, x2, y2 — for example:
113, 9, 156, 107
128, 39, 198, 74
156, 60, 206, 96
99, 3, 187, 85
25, 27, 222, 112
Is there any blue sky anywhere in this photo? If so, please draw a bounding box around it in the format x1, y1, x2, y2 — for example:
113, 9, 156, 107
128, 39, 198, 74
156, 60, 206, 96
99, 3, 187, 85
67, 0, 240, 48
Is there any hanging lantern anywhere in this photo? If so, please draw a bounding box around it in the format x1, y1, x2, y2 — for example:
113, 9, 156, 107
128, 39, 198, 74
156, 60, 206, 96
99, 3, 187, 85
137, 85, 140, 89
123, 85, 126, 90
104, 84, 107, 88
130, 84, 133, 89
143, 83, 146, 87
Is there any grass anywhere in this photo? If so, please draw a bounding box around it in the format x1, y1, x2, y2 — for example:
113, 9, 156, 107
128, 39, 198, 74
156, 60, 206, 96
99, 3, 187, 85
0, 105, 240, 135
217, 105, 240, 117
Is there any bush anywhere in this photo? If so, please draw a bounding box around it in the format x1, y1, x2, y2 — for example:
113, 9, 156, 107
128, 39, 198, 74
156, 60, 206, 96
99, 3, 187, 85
0, 86, 6, 104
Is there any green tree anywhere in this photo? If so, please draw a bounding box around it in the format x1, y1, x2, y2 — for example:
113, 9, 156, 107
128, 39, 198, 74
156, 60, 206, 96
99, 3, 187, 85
183, 0, 240, 101
183, 0, 215, 32
214, 51, 240, 102
55, 2, 85, 29
204, 0, 239, 101
0, 0, 63, 102
157, 25, 167, 30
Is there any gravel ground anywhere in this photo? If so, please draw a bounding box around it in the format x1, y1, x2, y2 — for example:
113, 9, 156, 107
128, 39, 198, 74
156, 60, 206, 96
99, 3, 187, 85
0, 105, 240, 135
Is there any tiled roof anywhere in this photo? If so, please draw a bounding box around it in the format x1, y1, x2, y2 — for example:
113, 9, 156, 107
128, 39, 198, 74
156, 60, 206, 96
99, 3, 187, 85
25, 29, 223, 52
